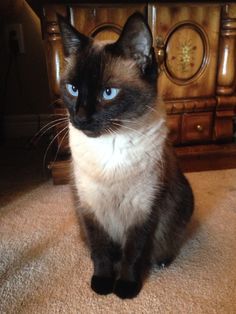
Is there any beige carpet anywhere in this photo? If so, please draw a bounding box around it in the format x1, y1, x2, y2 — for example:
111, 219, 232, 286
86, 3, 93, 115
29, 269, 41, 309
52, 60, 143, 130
0, 142, 236, 313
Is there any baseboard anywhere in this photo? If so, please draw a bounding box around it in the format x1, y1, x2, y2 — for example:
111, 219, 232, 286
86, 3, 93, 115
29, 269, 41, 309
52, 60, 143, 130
2, 114, 54, 139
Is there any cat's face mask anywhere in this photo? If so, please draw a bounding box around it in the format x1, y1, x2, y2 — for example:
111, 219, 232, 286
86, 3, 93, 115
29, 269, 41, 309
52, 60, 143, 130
58, 13, 158, 137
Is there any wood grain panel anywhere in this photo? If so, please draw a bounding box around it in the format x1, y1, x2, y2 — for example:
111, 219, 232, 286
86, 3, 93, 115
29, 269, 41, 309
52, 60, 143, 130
215, 110, 234, 141
70, 4, 146, 40
148, 4, 221, 100
167, 114, 182, 144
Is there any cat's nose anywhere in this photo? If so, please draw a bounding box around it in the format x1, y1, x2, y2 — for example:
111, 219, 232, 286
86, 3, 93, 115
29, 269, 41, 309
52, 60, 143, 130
74, 115, 87, 125
76, 105, 86, 119
74, 115, 93, 128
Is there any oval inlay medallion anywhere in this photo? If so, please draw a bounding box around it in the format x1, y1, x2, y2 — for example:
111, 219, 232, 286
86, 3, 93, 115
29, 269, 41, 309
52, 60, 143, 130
165, 22, 209, 84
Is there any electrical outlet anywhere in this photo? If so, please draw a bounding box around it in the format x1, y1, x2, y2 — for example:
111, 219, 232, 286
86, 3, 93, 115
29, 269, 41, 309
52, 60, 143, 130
5, 23, 25, 54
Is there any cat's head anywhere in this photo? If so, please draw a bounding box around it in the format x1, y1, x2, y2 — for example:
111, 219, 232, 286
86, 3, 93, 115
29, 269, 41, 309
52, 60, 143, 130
58, 12, 158, 137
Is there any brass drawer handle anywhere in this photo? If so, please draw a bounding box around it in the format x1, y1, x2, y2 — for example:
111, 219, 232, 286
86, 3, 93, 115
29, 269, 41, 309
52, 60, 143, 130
156, 36, 165, 71
196, 124, 204, 132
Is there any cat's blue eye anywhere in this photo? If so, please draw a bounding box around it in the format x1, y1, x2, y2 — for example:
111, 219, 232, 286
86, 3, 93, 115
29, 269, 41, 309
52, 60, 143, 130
102, 88, 120, 101
66, 83, 79, 97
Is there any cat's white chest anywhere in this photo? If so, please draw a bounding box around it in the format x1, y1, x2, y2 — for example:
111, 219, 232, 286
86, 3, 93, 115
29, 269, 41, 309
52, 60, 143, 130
70, 122, 166, 244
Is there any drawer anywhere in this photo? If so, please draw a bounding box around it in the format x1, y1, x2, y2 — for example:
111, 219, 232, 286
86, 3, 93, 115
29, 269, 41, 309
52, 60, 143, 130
167, 114, 182, 145
182, 112, 214, 143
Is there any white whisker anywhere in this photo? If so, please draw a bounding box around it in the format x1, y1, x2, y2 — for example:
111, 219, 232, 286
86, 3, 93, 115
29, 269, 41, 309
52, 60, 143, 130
31, 117, 69, 144
31, 120, 68, 147
111, 121, 147, 138
145, 104, 159, 114
50, 129, 69, 169
43, 125, 69, 170
110, 118, 137, 124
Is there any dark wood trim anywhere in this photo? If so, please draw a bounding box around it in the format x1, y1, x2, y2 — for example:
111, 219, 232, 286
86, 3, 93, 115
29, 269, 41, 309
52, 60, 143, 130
48, 158, 71, 185
177, 143, 236, 172
26, 0, 236, 17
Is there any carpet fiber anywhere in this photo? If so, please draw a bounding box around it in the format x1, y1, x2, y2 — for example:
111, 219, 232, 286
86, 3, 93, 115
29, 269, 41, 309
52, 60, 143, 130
0, 142, 236, 313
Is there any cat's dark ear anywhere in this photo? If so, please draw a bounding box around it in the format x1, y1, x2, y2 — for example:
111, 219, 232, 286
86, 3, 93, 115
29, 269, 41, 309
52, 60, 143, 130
57, 14, 90, 56
116, 12, 153, 71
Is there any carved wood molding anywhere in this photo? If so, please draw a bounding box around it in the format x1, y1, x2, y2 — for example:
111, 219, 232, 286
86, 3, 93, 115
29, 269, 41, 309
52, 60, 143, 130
89, 23, 121, 38
215, 95, 235, 141
43, 5, 67, 101
217, 95, 236, 109
217, 4, 236, 96
214, 110, 234, 141
165, 97, 216, 114
215, 4, 236, 142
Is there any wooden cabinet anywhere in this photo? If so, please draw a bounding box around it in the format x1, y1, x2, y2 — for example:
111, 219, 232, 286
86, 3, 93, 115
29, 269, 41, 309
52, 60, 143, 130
37, 1, 236, 184
70, 4, 146, 40
149, 3, 235, 146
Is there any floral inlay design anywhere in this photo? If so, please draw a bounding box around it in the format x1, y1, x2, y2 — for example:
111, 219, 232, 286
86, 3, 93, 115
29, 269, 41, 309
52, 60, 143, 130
172, 39, 197, 73
165, 23, 208, 83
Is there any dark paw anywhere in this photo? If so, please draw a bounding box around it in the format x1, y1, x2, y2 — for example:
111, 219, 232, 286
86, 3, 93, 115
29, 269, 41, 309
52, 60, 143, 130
157, 256, 174, 268
91, 275, 114, 295
114, 279, 142, 299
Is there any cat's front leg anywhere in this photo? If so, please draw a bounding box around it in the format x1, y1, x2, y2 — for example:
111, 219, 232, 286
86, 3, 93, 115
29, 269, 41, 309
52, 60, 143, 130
114, 224, 153, 299
83, 214, 121, 295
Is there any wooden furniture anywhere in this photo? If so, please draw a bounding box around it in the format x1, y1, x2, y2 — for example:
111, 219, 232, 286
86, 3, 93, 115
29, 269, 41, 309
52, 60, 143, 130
1, 0, 24, 17
35, 1, 236, 184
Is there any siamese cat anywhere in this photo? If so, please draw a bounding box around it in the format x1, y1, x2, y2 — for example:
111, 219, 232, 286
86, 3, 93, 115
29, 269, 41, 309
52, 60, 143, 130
58, 12, 194, 299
